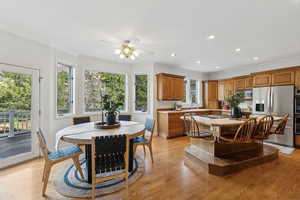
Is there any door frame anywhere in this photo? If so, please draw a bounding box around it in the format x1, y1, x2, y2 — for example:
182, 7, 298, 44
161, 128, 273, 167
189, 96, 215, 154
0, 63, 40, 168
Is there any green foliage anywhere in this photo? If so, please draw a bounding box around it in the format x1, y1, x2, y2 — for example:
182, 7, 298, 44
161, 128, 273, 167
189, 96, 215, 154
225, 91, 245, 108
84, 71, 126, 112
57, 70, 71, 114
0, 72, 32, 112
135, 75, 148, 112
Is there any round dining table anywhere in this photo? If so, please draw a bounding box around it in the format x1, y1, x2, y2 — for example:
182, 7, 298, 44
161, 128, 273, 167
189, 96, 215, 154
55, 121, 145, 183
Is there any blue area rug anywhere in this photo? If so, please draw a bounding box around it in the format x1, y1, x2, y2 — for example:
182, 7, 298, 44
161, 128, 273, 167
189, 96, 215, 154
54, 156, 145, 198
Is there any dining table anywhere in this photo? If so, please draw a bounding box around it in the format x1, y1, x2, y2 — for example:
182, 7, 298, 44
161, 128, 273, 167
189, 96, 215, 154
55, 121, 145, 183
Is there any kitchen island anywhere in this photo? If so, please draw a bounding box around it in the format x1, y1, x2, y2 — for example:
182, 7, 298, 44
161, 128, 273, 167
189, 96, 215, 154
182, 115, 281, 176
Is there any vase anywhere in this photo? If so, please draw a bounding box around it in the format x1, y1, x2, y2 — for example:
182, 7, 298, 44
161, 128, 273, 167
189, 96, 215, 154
231, 107, 242, 118
105, 111, 117, 125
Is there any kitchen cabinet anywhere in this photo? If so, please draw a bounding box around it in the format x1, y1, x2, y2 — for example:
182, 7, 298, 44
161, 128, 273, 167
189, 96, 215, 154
245, 76, 253, 89
295, 70, 300, 89
156, 73, 185, 101
224, 79, 234, 99
271, 71, 294, 86
218, 80, 225, 101
234, 78, 245, 91
204, 80, 219, 109
253, 73, 272, 87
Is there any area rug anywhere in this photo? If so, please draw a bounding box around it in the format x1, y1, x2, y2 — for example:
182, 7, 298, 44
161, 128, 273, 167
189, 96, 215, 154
54, 156, 144, 198
265, 142, 295, 155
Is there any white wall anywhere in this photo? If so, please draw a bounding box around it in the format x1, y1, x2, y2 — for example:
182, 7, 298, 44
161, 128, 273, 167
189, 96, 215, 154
208, 54, 300, 80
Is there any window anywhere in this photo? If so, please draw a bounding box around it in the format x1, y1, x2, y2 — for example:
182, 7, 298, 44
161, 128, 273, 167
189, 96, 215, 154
134, 74, 148, 112
56, 63, 74, 116
183, 79, 200, 105
84, 71, 127, 112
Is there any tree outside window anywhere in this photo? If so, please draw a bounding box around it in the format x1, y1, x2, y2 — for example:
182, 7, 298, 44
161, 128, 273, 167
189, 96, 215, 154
134, 74, 148, 112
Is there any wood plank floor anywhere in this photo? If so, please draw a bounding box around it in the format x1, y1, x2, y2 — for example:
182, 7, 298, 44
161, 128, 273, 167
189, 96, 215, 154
1, 136, 300, 200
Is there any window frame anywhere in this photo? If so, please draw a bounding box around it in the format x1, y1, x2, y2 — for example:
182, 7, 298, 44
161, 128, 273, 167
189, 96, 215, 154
182, 79, 201, 106
55, 59, 76, 119
83, 69, 129, 114
133, 72, 150, 114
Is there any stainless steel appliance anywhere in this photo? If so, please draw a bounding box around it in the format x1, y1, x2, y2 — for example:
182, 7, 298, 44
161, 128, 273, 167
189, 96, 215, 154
252, 85, 294, 146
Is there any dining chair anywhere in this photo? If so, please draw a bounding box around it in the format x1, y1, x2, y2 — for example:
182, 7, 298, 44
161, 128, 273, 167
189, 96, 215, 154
133, 119, 156, 163
73, 116, 91, 125
91, 135, 129, 200
253, 115, 274, 143
220, 118, 257, 143
183, 113, 212, 138
36, 129, 84, 196
270, 114, 289, 135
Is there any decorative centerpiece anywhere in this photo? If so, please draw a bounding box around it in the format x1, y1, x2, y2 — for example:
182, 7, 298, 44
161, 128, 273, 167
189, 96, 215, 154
225, 91, 245, 118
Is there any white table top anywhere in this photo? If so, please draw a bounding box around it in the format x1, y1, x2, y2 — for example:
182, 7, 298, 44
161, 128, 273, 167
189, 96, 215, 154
55, 121, 145, 149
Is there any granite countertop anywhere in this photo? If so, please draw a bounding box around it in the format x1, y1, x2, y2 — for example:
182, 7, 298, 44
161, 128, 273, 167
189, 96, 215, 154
158, 109, 231, 114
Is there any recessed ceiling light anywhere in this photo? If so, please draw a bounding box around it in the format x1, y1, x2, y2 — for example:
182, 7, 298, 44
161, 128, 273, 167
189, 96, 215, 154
235, 48, 241, 52
196, 60, 201, 64
253, 57, 259, 60
171, 53, 176, 57
215, 66, 220, 69
208, 35, 215, 40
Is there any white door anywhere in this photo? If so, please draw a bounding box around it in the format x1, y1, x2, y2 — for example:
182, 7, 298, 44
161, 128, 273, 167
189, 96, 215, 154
0, 63, 39, 168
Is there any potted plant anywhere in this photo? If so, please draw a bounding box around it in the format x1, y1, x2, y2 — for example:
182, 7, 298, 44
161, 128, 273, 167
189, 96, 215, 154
102, 94, 122, 125
225, 91, 245, 118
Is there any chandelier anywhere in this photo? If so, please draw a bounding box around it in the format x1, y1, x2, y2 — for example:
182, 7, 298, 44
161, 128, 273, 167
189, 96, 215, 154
114, 40, 139, 60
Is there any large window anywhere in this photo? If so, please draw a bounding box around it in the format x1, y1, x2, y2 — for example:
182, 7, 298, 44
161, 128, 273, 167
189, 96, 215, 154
84, 71, 127, 112
134, 74, 148, 112
56, 63, 74, 116
183, 79, 200, 105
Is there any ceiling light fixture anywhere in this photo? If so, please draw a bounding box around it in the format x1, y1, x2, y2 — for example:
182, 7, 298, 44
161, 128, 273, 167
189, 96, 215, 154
114, 40, 139, 60
215, 66, 220, 69
196, 60, 201, 64
171, 53, 176, 57
208, 35, 215, 40
253, 57, 259, 60
235, 48, 241, 52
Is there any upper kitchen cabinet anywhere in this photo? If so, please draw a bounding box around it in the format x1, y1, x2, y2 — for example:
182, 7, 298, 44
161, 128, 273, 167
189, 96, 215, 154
245, 76, 253, 89
295, 70, 300, 89
218, 80, 225, 101
253, 73, 272, 87
234, 78, 246, 91
156, 73, 185, 101
271, 70, 294, 86
203, 80, 219, 108
224, 79, 234, 98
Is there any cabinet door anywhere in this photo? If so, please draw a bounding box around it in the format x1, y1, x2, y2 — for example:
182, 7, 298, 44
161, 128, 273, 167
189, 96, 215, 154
224, 79, 234, 98
218, 81, 225, 101
161, 76, 173, 100
173, 78, 184, 100
208, 81, 218, 101
253, 74, 271, 87
245, 77, 253, 89
234, 79, 245, 91
271, 71, 294, 86
295, 70, 300, 89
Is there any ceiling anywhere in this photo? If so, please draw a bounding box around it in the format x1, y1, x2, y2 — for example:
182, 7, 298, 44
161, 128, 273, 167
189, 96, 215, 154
0, 0, 300, 72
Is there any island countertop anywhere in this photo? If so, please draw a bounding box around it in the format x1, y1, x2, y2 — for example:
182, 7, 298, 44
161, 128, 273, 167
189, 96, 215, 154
157, 108, 230, 114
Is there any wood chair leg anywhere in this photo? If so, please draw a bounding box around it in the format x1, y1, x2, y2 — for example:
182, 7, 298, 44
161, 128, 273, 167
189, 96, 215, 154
42, 162, 47, 182
143, 145, 146, 157
133, 144, 138, 155
148, 144, 154, 163
124, 173, 129, 200
42, 163, 52, 196
72, 156, 84, 179
92, 178, 96, 200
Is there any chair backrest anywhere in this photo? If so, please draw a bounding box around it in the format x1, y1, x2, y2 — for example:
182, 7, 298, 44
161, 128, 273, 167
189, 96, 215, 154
273, 114, 289, 135
233, 118, 257, 143
36, 129, 49, 158
73, 116, 91, 125
145, 119, 156, 142
91, 135, 129, 174
118, 115, 131, 121
255, 115, 274, 138
183, 113, 201, 138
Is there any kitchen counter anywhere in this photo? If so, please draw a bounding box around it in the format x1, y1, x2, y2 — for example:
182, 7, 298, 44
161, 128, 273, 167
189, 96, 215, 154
157, 109, 230, 114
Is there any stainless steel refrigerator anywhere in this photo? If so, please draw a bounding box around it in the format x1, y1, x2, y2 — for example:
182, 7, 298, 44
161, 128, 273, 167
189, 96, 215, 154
252, 85, 294, 147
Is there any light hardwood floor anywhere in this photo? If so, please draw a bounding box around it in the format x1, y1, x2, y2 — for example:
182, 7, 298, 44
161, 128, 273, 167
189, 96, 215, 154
1, 136, 300, 200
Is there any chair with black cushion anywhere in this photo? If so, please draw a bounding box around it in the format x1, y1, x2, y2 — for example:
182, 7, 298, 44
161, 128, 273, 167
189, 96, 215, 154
36, 129, 84, 196
270, 114, 289, 135
133, 119, 156, 163
91, 135, 129, 200
118, 115, 131, 121
253, 115, 274, 143
183, 113, 212, 138
73, 116, 91, 125
220, 118, 257, 143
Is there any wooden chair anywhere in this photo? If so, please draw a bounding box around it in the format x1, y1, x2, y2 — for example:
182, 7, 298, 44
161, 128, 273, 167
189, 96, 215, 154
91, 135, 129, 200
220, 118, 257, 143
73, 116, 91, 125
36, 129, 84, 196
133, 119, 155, 163
253, 115, 274, 142
183, 113, 212, 138
270, 114, 289, 135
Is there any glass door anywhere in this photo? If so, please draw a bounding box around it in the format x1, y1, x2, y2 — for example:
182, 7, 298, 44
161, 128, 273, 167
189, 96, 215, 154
0, 64, 39, 168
